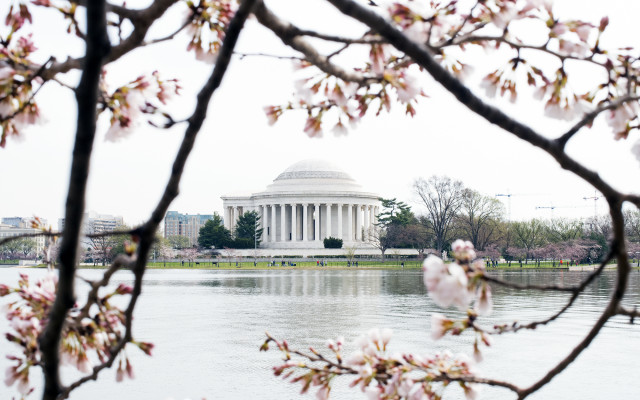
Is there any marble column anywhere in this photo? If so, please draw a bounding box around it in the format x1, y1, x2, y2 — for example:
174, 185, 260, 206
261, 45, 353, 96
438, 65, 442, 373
262, 205, 267, 242
302, 203, 308, 241
363, 205, 369, 241
347, 204, 353, 241
271, 204, 277, 242
280, 204, 287, 242
356, 205, 362, 241
224, 207, 230, 230
232, 206, 238, 233
326, 203, 332, 239
336, 203, 342, 240
314, 203, 320, 241
291, 204, 297, 241
370, 206, 375, 227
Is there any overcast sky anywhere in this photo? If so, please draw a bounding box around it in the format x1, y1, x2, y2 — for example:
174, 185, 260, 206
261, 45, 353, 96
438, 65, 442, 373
1, 0, 639, 229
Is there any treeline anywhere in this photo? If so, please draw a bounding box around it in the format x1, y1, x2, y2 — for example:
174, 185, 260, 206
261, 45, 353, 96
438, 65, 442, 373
375, 176, 640, 264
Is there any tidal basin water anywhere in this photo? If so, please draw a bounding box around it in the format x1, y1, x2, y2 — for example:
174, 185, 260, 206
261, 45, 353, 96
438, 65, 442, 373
1, 268, 639, 400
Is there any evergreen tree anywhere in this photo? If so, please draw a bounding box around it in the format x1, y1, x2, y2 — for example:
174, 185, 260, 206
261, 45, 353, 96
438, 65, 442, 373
198, 213, 231, 249
234, 211, 263, 246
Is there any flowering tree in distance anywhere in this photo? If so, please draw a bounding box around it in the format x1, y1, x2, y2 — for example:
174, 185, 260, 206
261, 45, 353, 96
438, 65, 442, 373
1, 0, 640, 400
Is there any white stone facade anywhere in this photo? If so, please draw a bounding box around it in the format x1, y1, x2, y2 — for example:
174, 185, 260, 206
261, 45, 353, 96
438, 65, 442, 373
221, 160, 381, 249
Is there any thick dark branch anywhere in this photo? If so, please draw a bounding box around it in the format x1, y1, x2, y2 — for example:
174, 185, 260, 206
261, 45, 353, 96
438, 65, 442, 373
39, 1, 111, 399
616, 305, 640, 319
624, 195, 640, 209
59, 1, 258, 397
254, 1, 378, 85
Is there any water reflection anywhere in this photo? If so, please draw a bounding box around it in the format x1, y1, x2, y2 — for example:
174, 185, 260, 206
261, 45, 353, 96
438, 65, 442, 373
0, 268, 638, 400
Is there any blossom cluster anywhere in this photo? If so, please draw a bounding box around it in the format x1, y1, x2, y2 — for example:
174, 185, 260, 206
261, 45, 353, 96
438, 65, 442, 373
102, 71, 181, 141
264, 49, 425, 138
1, 272, 153, 398
259, 0, 640, 162
0, 32, 43, 148
184, 0, 237, 63
262, 329, 479, 400
423, 240, 492, 316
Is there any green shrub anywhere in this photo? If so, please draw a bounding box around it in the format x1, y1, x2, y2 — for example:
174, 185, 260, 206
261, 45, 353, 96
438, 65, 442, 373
323, 237, 343, 249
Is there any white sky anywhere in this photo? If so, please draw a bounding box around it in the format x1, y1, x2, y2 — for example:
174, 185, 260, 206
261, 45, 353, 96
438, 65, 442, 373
1, 0, 639, 230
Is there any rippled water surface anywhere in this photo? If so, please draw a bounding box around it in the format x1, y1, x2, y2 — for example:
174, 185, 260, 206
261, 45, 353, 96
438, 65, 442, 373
1, 268, 639, 399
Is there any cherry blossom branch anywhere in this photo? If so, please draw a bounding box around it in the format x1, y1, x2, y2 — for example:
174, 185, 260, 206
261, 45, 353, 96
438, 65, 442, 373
235, 52, 304, 61
0, 228, 135, 246
482, 252, 611, 293
42, 0, 179, 79
39, 1, 111, 399
518, 203, 630, 399
75, 254, 133, 322
254, 1, 379, 85
435, 373, 521, 394
0, 57, 54, 123
441, 1, 482, 47
480, 252, 613, 335
60, 1, 258, 397
556, 95, 640, 148
325, 0, 625, 207
293, 28, 383, 45
442, 34, 606, 67
142, 16, 193, 46
324, 2, 634, 398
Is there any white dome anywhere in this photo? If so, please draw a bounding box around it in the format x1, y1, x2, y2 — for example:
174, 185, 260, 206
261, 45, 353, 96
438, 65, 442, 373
262, 159, 364, 194
275, 159, 354, 181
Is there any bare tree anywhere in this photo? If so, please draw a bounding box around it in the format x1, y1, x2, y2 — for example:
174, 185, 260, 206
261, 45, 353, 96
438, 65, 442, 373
456, 189, 504, 250
512, 219, 547, 262
545, 218, 584, 243
414, 176, 465, 253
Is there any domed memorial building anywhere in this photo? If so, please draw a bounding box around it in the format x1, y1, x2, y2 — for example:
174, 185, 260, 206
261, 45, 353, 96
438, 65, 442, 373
221, 160, 381, 251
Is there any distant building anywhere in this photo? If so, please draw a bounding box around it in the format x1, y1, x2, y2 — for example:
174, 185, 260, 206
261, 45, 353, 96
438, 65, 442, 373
2, 216, 48, 228
0, 223, 46, 256
164, 212, 214, 246
58, 211, 124, 234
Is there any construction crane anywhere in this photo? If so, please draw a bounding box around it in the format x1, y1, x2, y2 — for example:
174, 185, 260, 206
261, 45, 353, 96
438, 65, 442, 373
495, 192, 513, 222
535, 205, 557, 218
583, 190, 600, 220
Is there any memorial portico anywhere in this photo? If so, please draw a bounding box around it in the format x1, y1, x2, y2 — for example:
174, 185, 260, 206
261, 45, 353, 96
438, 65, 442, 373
221, 159, 380, 249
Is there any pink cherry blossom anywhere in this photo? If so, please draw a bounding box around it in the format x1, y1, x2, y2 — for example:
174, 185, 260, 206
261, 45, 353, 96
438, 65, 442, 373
452, 239, 476, 262
0, 67, 15, 81
575, 24, 592, 42
430, 313, 450, 340
474, 284, 492, 316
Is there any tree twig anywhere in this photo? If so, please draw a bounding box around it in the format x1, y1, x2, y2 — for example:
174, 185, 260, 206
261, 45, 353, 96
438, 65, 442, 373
254, 1, 379, 85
